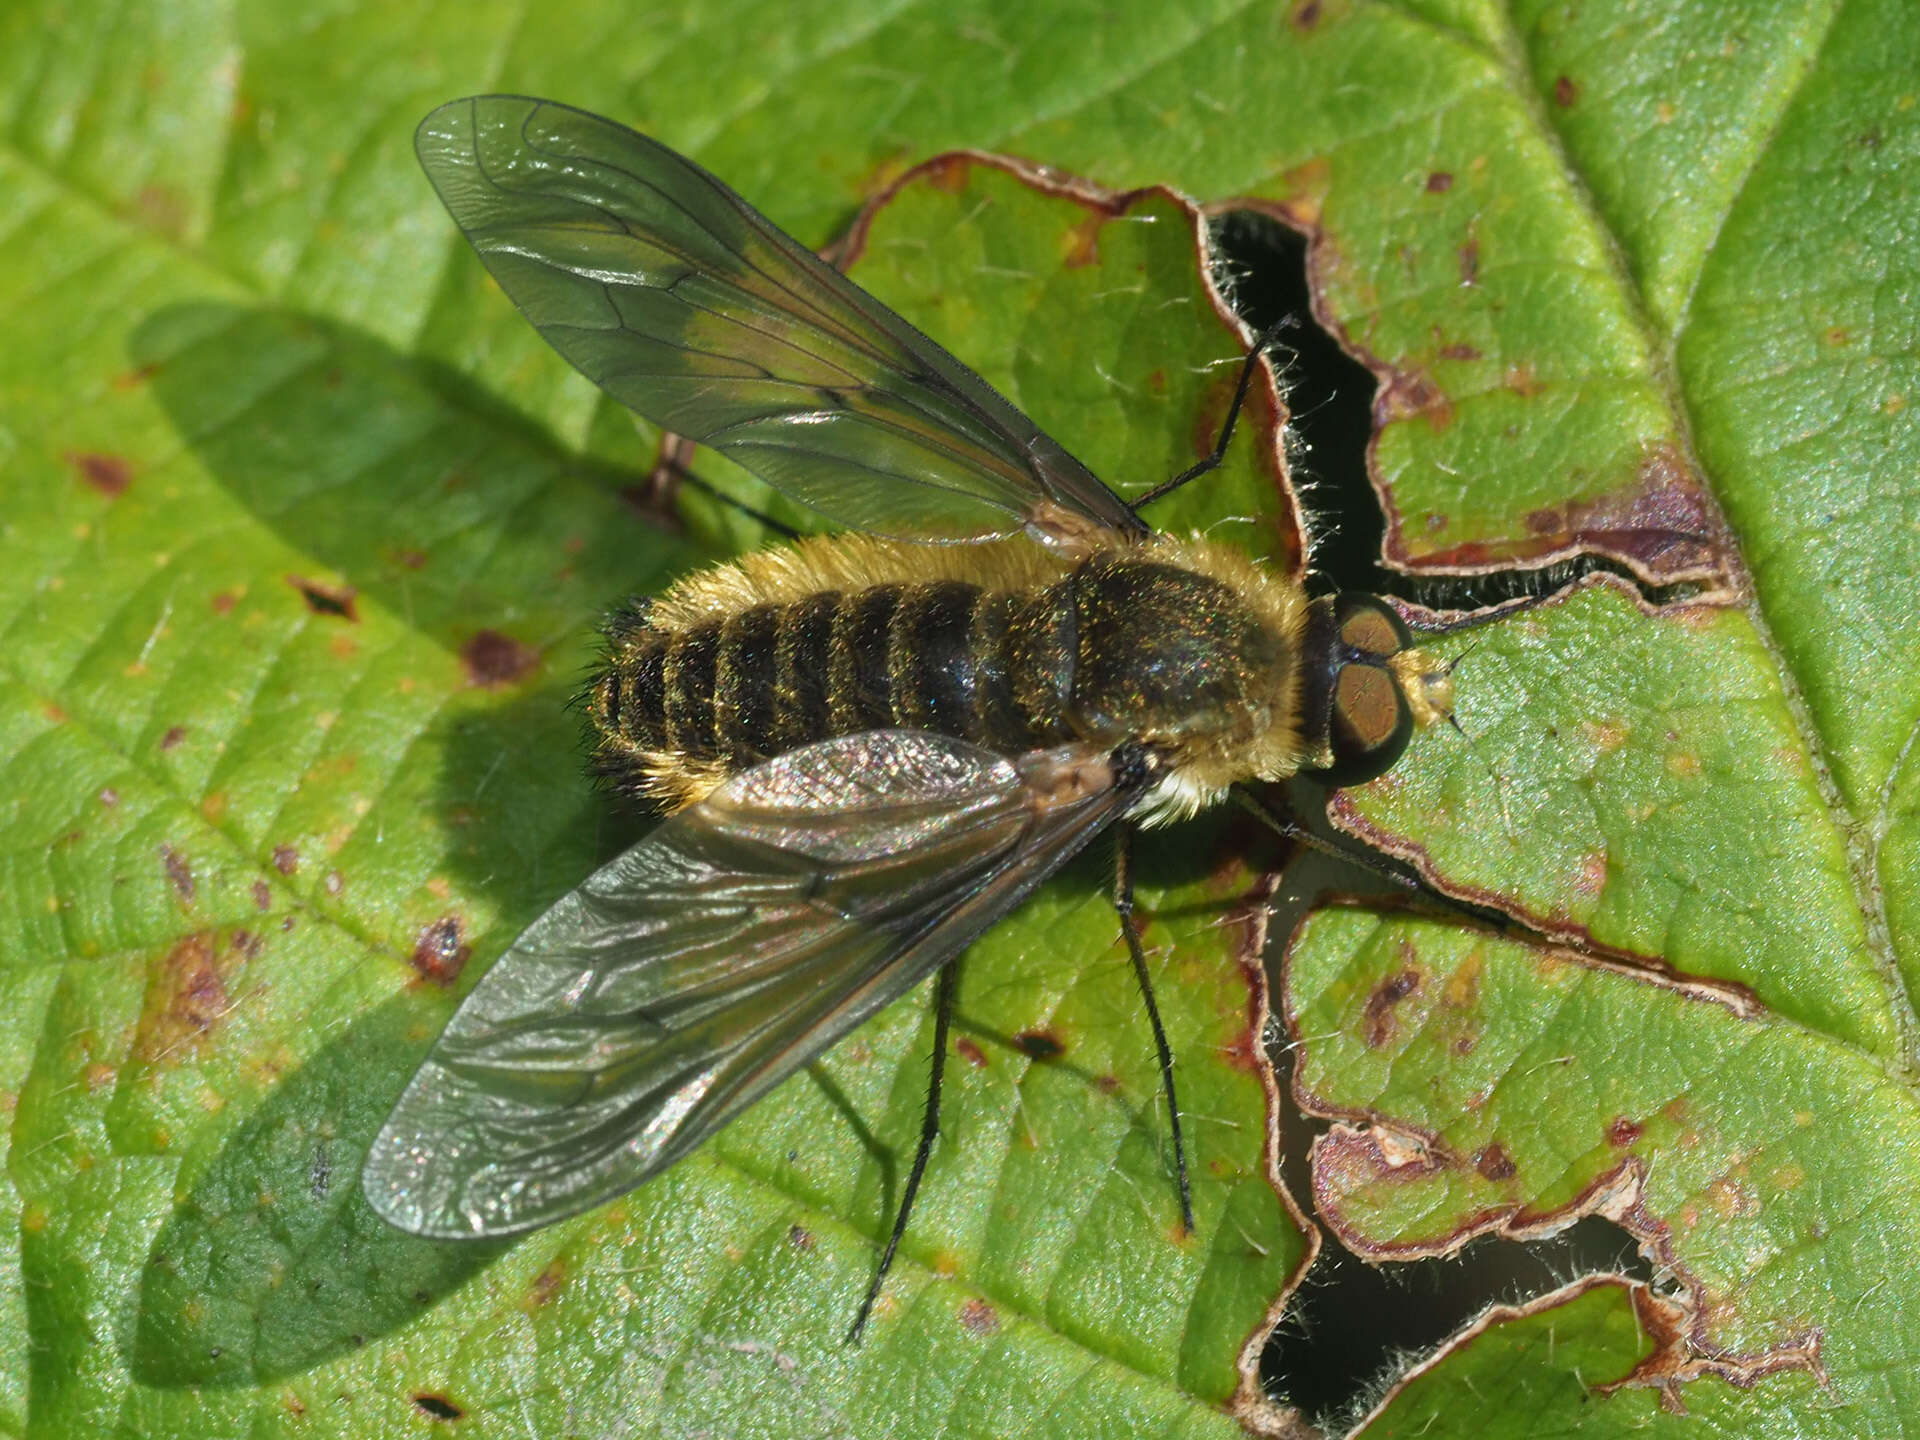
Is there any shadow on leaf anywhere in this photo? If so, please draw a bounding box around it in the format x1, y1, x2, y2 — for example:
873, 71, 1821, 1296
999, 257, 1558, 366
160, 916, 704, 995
127, 988, 512, 1387
127, 300, 703, 662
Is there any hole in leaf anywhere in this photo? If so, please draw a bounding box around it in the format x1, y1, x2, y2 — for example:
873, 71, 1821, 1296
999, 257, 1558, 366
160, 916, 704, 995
286, 574, 359, 621
1208, 211, 1701, 609
412, 1392, 463, 1421
1012, 1030, 1065, 1060
1265, 1211, 1653, 1424
1251, 849, 1659, 1422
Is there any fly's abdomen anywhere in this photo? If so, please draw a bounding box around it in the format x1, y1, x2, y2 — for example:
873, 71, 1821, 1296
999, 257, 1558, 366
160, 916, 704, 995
589, 579, 1073, 803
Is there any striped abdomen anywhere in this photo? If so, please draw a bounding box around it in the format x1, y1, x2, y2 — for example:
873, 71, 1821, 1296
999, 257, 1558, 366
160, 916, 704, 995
589, 579, 1073, 803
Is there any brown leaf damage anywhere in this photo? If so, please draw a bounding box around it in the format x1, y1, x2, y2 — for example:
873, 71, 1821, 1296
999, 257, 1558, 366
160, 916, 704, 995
1390, 439, 1727, 581
135, 931, 260, 1062
1286, 918, 1828, 1413
159, 844, 195, 903
410, 916, 472, 987
461, 630, 538, 688
286, 574, 359, 621
66, 450, 133, 497
1226, 170, 1733, 587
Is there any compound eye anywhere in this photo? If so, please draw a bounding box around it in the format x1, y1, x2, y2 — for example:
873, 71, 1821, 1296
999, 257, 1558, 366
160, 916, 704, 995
1319, 660, 1414, 785
1335, 594, 1411, 658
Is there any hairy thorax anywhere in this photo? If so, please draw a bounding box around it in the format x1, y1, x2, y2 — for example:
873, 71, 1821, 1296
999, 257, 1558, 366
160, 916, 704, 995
585, 532, 1309, 822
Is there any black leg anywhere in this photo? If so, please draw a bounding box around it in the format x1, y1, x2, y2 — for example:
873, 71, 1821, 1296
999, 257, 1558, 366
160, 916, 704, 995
1231, 783, 1514, 933
1128, 321, 1288, 517
657, 454, 804, 539
1113, 823, 1195, 1234
846, 958, 959, 1344
1228, 783, 1425, 891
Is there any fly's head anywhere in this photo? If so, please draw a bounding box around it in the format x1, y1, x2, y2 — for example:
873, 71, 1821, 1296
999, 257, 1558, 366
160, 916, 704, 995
1299, 593, 1455, 786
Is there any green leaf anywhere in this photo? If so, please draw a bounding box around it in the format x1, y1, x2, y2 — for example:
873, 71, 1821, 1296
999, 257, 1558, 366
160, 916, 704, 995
1289, 913, 1901, 1437
4, 0, 1918, 1436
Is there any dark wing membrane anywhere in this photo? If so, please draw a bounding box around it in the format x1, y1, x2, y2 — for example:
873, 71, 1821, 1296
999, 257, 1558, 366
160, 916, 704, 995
415, 95, 1143, 543
363, 731, 1128, 1237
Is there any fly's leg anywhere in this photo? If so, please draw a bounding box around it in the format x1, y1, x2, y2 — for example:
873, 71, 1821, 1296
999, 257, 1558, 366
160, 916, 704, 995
650, 441, 803, 539
1231, 782, 1515, 934
1226, 783, 1426, 888
1128, 321, 1288, 516
1113, 822, 1195, 1234
847, 958, 959, 1343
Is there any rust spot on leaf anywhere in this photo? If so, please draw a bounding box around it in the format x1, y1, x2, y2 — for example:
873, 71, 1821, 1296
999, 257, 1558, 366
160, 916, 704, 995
1440, 953, 1481, 1008
1362, 968, 1421, 1048
1459, 236, 1479, 285
251, 880, 272, 912
160, 845, 195, 902
1063, 209, 1108, 268
462, 630, 538, 688
210, 590, 238, 615
1705, 1174, 1758, 1219
1292, 0, 1322, 28
1573, 850, 1608, 898
958, 1297, 999, 1336
1609, 1116, 1644, 1146
113, 363, 160, 390
954, 1037, 988, 1068
1475, 1143, 1517, 1181
1667, 749, 1702, 778
1585, 717, 1631, 754
1274, 155, 1331, 230
1505, 363, 1545, 399
411, 917, 471, 986
286, 575, 359, 622
1374, 366, 1453, 433
139, 932, 243, 1060
67, 451, 133, 497
272, 845, 299, 875
1093, 1073, 1121, 1094
98, 787, 119, 808
1425, 171, 1454, 193
1553, 75, 1580, 107
1220, 1022, 1263, 1073
1013, 1030, 1064, 1060
160, 725, 187, 752
527, 1259, 568, 1307
786, 1224, 815, 1252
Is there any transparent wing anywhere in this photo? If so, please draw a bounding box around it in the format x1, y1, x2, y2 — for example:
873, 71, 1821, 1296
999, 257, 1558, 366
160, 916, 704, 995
363, 731, 1129, 1237
415, 95, 1144, 544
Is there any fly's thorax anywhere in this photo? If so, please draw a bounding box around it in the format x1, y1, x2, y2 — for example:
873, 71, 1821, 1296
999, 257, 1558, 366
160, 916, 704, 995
1057, 536, 1314, 821
1064, 553, 1286, 738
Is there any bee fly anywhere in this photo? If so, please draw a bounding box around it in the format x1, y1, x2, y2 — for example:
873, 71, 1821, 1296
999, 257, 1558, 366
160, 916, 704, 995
363, 95, 1458, 1340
